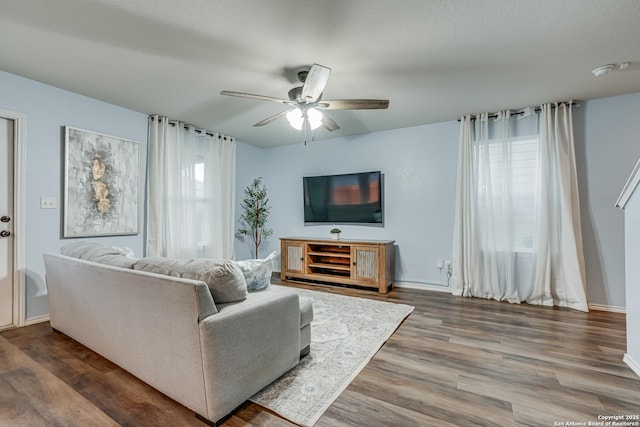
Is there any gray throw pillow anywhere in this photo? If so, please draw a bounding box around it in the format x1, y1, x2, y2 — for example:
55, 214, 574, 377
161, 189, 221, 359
60, 241, 104, 258
60, 241, 136, 269
134, 257, 248, 303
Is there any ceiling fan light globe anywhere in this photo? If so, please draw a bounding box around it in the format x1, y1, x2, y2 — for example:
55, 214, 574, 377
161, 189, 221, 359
286, 108, 304, 130
309, 119, 323, 130
307, 108, 323, 130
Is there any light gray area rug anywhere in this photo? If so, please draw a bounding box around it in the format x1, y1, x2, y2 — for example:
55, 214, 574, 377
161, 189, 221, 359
250, 287, 414, 427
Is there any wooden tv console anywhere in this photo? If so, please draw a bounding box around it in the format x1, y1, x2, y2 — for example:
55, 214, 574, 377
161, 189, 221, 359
280, 237, 395, 294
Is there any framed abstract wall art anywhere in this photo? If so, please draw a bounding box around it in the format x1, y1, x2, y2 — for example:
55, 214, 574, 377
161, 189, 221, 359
63, 126, 140, 237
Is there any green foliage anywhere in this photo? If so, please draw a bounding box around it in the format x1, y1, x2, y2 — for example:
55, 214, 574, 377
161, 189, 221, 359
236, 177, 273, 258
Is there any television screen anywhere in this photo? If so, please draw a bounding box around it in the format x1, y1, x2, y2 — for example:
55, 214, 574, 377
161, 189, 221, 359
303, 171, 383, 224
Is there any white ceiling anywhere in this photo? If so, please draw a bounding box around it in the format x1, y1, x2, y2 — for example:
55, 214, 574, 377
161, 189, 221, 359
1, 0, 640, 148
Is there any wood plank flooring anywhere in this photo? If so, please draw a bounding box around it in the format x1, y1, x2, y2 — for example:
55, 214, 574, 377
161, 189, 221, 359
1, 278, 638, 426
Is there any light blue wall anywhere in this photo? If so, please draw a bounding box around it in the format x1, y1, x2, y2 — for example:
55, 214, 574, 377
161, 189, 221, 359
575, 92, 640, 309
236, 121, 460, 290
236, 94, 640, 308
0, 71, 148, 320
3, 69, 637, 317
235, 141, 268, 258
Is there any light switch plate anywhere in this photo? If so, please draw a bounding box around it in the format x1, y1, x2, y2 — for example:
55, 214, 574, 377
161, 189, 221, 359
40, 196, 56, 209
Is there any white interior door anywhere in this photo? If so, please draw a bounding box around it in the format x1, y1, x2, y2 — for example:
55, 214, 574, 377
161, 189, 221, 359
0, 117, 14, 329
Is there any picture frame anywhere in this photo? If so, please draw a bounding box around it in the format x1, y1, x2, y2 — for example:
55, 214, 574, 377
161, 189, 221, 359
63, 126, 140, 237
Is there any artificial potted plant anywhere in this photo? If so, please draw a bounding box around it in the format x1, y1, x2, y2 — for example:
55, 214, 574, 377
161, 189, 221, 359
330, 227, 342, 240
236, 177, 273, 258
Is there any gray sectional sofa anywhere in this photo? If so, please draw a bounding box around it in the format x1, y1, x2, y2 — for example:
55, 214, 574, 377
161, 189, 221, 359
43, 243, 312, 426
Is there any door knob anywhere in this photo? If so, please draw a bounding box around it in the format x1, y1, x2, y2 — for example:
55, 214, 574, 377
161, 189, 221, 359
0, 230, 10, 238
0, 216, 9, 223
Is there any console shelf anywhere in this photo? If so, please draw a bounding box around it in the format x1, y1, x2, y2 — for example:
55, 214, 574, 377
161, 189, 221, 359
280, 237, 395, 294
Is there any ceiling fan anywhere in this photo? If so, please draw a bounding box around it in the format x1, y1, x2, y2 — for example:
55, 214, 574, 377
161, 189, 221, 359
220, 64, 389, 132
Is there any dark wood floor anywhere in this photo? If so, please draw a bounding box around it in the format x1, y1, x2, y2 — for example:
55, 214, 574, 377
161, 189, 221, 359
1, 278, 638, 426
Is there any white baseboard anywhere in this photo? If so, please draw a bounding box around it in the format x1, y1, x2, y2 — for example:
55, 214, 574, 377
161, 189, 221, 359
277, 271, 626, 311
25, 314, 50, 326
395, 281, 452, 293
588, 303, 626, 313
623, 353, 640, 378
391, 289, 628, 313
0, 324, 16, 332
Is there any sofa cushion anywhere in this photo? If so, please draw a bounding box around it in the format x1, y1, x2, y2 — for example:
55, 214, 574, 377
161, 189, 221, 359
134, 257, 247, 303
236, 251, 277, 292
60, 241, 136, 269
299, 296, 314, 327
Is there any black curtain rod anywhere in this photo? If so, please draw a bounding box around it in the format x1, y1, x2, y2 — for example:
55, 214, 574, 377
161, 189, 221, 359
149, 116, 231, 140
459, 101, 578, 121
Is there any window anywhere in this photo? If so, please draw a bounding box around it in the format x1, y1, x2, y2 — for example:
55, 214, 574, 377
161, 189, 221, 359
147, 115, 235, 259
476, 137, 538, 251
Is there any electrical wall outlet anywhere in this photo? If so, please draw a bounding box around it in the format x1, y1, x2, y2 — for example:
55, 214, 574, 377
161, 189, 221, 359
436, 258, 444, 269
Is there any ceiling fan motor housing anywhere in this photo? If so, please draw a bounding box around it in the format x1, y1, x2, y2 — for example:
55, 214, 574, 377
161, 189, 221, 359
288, 86, 322, 103
288, 86, 302, 101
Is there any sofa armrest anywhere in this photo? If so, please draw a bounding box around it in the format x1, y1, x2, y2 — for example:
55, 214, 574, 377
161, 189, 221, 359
198, 288, 300, 422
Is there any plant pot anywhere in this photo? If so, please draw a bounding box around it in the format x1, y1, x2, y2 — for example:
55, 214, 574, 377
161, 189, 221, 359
331, 233, 340, 240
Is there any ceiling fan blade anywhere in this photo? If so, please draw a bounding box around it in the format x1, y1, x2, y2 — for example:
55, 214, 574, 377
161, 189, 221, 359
220, 90, 293, 105
319, 99, 389, 110
301, 64, 331, 103
253, 110, 290, 127
322, 115, 340, 132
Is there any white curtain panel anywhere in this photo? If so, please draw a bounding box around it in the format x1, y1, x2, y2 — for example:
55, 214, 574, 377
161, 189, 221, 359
146, 116, 235, 259
452, 103, 588, 311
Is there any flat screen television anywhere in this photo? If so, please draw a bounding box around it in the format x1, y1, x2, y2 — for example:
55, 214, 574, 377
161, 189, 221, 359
303, 171, 383, 224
